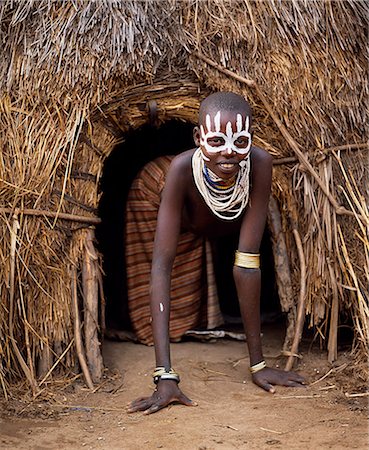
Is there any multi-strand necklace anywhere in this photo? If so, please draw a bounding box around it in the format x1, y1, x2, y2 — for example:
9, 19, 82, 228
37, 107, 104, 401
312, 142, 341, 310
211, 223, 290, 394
192, 147, 251, 221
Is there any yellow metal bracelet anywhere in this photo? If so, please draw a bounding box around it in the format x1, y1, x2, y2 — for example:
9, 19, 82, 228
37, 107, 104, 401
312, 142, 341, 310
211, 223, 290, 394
234, 250, 260, 269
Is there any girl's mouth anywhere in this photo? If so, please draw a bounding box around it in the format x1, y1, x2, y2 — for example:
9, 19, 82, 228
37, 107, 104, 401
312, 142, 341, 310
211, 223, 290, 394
218, 162, 238, 171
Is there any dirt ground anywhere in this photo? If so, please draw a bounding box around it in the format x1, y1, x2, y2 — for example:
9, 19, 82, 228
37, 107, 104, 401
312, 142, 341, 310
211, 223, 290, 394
1, 324, 368, 450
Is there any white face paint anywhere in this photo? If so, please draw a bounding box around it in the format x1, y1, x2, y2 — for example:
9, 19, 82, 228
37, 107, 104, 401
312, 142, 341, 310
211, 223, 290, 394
200, 111, 252, 156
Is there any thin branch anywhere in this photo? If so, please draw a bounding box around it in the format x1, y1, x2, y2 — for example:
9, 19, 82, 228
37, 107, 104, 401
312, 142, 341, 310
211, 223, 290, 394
0, 208, 101, 224
273, 143, 368, 166
192, 51, 256, 86
38, 339, 75, 389
9, 214, 40, 395
285, 228, 307, 371
71, 266, 94, 390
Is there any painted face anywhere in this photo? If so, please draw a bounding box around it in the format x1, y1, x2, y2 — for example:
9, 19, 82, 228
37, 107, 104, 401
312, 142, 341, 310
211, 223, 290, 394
200, 111, 252, 156
196, 110, 252, 179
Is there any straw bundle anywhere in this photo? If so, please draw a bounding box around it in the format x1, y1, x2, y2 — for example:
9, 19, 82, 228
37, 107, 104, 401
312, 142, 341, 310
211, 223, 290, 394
0, 1, 367, 396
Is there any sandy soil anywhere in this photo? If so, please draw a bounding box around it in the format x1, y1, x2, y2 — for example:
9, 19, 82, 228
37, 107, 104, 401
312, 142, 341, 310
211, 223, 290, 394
1, 325, 368, 450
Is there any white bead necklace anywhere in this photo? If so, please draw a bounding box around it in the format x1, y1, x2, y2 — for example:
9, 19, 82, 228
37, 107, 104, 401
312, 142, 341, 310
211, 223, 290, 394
192, 148, 251, 221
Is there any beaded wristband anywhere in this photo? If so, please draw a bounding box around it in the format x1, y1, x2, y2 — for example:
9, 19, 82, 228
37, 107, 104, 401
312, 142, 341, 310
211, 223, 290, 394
153, 367, 180, 384
249, 360, 266, 374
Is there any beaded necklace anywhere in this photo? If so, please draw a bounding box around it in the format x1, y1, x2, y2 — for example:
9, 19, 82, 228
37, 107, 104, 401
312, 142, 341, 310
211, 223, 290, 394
203, 164, 236, 191
192, 148, 251, 221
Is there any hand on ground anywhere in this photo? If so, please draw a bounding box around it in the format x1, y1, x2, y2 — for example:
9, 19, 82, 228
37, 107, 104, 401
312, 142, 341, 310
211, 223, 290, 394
127, 380, 197, 415
252, 367, 306, 393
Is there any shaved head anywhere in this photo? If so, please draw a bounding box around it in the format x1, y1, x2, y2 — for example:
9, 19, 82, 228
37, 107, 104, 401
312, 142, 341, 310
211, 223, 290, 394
199, 92, 252, 126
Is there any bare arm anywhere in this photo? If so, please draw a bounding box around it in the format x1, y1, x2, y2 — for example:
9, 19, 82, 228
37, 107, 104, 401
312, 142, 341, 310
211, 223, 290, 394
234, 149, 305, 392
150, 159, 184, 369
234, 149, 272, 367
128, 157, 195, 414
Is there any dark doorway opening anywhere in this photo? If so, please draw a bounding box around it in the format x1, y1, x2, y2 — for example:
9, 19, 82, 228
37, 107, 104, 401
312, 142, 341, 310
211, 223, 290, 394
211, 227, 281, 328
97, 120, 282, 333
96, 120, 195, 330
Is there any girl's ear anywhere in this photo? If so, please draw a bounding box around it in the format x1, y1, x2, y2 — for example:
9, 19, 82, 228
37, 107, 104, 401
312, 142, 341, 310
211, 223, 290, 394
193, 126, 201, 146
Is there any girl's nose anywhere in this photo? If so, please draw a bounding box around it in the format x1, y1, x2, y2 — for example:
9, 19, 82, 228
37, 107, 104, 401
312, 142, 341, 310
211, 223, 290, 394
221, 147, 236, 157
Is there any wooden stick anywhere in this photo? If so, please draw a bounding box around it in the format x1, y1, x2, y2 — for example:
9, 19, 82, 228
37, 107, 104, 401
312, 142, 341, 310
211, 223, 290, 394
280, 350, 302, 358
192, 51, 256, 87
37, 344, 53, 379
273, 156, 298, 166
318, 385, 336, 390
38, 339, 75, 388
321, 142, 368, 154
345, 392, 369, 398
53, 403, 129, 412
267, 197, 293, 313
71, 265, 94, 390
17, 262, 37, 382
82, 229, 103, 383
193, 52, 368, 225
285, 228, 307, 371
309, 368, 334, 386
0, 207, 101, 224
327, 263, 339, 363
8, 214, 40, 395
97, 269, 106, 338
52, 190, 97, 213
0, 368, 8, 401
273, 143, 368, 166
259, 427, 282, 435
278, 394, 326, 399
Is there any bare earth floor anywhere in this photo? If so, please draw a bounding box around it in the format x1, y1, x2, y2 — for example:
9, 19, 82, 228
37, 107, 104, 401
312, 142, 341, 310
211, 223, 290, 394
1, 325, 368, 450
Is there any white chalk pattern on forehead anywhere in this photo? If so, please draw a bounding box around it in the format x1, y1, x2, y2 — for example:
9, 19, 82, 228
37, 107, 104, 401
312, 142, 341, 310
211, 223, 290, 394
236, 113, 243, 132
214, 111, 221, 131
200, 111, 252, 157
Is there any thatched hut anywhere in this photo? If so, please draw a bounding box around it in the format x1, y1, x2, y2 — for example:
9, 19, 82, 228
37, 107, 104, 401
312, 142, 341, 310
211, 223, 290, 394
0, 1, 368, 396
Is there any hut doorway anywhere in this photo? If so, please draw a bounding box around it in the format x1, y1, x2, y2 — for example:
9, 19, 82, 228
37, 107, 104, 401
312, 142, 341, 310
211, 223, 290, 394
97, 119, 195, 330
97, 120, 281, 334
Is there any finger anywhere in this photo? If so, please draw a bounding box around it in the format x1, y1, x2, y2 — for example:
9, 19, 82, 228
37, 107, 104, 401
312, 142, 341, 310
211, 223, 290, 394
127, 399, 153, 413
285, 372, 306, 383
294, 375, 306, 384
143, 402, 166, 415
128, 396, 150, 407
255, 380, 276, 394
127, 398, 150, 410
178, 393, 198, 407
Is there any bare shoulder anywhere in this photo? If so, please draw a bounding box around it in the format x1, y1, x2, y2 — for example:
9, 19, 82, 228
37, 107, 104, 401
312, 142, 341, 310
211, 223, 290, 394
250, 146, 273, 167
167, 149, 194, 179
160, 149, 195, 201
249, 146, 273, 189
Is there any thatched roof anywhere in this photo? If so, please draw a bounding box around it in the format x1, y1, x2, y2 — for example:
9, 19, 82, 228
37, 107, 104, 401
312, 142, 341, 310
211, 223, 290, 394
0, 1, 368, 395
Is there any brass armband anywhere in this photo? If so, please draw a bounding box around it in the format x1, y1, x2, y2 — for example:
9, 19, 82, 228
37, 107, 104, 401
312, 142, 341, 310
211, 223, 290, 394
234, 250, 260, 269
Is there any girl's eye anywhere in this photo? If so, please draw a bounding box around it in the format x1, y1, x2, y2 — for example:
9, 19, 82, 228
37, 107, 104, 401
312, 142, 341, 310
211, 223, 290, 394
235, 138, 248, 146
208, 137, 225, 146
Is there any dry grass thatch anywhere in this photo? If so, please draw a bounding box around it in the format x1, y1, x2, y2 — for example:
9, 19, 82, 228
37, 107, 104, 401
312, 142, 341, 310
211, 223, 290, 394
0, 1, 368, 397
